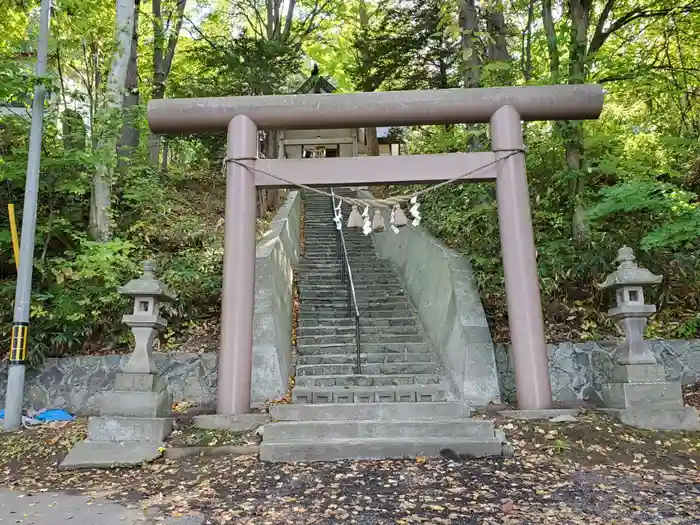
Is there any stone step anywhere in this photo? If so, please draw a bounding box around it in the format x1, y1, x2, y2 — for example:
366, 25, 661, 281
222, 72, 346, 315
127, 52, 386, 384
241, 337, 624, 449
298, 306, 411, 317
303, 253, 374, 258
298, 275, 400, 284
298, 309, 414, 320
264, 418, 494, 441
297, 352, 434, 365
302, 249, 341, 253
297, 342, 431, 355
298, 317, 416, 327
295, 374, 441, 388
304, 230, 368, 236
299, 266, 393, 273
304, 247, 375, 253
296, 362, 440, 376
296, 325, 420, 337
299, 289, 406, 299
303, 237, 371, 243
298, 275, 401, 284
299, 296, 409, 306
60, 440, 167, 469
299, 284, 405, 293
298, 309, 415, 319
87, 417, 172, 442
304, 242, 374, 248
300, 281, 403, 289
298, 266, 395, 274
292, 383, 448, 404
303, 254, 378, 261
301, 269, 396, 277
260, 436, 503, 462
269, 401, 470, 421
296, 333, 424, 346
298, 260, 392, 267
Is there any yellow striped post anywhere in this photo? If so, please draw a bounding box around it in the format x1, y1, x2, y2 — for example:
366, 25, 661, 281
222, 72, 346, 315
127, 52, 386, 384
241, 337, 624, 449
9, 322, 28, 364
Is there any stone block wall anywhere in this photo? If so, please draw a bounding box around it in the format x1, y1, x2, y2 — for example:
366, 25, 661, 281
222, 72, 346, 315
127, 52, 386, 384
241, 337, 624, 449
359, 190, 501, 406
494, 339, 700, 404
0, 339, 698, 414
0, 353, 217, 416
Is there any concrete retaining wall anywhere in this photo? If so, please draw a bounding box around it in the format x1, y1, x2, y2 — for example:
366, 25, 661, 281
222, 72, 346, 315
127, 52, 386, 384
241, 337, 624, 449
359, 191, 501, 406
1, 338, 698, 415
251, 190, 301, 405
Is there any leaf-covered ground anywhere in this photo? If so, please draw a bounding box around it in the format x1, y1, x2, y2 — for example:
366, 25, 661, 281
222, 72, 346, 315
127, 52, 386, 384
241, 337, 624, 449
1, 408, 699, 524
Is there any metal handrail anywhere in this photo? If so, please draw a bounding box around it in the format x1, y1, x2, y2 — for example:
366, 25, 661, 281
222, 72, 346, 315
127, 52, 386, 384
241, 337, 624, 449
330, 188, 362, 375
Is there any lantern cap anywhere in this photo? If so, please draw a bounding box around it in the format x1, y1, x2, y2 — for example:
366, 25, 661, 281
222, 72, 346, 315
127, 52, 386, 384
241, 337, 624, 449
118, 260, 176, 301
598, 246, 662, 290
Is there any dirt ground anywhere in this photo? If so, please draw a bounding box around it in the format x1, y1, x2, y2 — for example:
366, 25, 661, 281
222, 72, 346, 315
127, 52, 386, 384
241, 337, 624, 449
2, 394, 700, 525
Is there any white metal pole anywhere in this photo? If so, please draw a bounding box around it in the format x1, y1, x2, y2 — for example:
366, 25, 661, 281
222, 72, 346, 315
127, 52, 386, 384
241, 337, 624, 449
3, 0, 52, 431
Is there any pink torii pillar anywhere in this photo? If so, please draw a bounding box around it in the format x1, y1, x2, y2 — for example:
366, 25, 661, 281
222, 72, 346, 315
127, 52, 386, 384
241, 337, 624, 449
147, 85, 604, 413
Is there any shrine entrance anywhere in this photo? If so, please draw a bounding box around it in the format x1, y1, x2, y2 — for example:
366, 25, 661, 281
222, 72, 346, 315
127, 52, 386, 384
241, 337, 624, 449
147, 84, 604, 414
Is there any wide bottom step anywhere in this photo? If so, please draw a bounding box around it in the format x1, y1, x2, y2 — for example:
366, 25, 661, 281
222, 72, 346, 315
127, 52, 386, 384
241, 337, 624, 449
260, 436, 504, 462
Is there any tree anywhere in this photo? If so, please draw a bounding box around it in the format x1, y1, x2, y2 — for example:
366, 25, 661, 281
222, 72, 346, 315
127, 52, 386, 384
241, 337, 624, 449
116, 0, 141, 171
89, 0, 136, 241
541, 0, 700, 242
148, 0, 186, 166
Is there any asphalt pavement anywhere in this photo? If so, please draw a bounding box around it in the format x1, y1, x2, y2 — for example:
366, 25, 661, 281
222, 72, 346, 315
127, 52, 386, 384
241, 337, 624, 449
0, 489, 204, 525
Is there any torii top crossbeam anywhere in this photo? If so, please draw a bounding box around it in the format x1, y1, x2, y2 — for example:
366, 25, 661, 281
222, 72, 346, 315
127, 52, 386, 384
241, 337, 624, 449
147, 85, 604, 133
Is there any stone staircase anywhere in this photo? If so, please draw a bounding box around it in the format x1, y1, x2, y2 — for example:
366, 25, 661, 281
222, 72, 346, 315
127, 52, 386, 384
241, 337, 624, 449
259, 189, 506, 462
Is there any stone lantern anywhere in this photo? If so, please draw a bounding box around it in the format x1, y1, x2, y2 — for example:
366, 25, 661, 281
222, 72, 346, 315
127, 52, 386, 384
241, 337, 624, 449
598, 245, 662, 365
60, 260, 178, 469
118, 260, 175, 375
597, 246, 699, 431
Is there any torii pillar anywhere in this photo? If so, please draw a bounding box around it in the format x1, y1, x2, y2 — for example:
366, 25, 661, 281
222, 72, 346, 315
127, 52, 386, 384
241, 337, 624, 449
147, 85, 604, 413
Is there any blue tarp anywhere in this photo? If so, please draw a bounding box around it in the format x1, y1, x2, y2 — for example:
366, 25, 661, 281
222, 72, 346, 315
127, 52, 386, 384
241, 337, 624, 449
34, 409, 74, 422
0, 408, 74, 422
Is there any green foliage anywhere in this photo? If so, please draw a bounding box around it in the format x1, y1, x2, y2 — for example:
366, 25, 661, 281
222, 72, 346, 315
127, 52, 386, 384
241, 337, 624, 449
1, 109, 227, 365
587, 180, 700, 250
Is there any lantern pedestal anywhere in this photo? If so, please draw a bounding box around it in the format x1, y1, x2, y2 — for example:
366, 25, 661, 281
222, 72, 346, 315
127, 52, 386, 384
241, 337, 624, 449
61, 261, 177, 470
597, 247, 699, 431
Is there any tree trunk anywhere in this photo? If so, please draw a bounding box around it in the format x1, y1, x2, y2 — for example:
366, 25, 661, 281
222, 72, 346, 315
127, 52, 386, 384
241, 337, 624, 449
459, 0, 479, 88
117, 0, 140, 171
358, 0, 380, 157
89, 0, 135, 241
486, 0, 509, 85
62, 109, 86, 151
566, 0, 591, 242
149, 0, 186, 166
90, 44, 101, 153
365, 127, 380, 156
160, 138, 169, 172
486, 0, 508, 60
541, 0, 560, 83
522, 0, 534, 82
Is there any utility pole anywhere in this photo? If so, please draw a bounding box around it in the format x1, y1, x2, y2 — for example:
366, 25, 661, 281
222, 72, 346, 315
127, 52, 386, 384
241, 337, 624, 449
3, 0, 52, 431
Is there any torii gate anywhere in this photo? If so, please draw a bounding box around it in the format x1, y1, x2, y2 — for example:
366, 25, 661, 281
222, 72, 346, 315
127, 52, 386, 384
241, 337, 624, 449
147, 85, 604, 414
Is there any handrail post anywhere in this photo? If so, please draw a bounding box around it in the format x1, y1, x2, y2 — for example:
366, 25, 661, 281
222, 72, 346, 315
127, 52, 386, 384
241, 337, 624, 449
355, 319, 361, 375
330, 188, 362, 375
